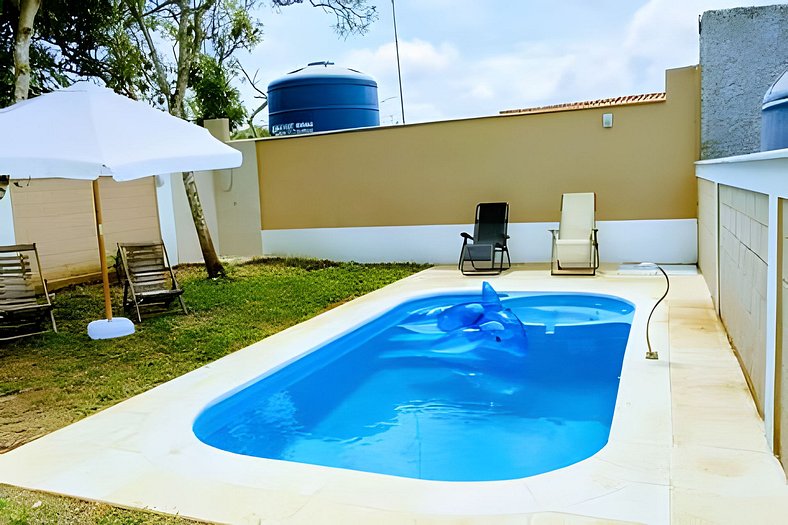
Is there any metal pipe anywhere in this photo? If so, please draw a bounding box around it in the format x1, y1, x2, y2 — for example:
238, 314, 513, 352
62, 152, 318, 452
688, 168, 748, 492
391, 0, 406, 124
640, 262, 670, 360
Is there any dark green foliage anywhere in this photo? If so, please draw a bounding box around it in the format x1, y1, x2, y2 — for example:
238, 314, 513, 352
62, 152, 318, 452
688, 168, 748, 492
0, 0, 147, 108
188, 54, 246, 130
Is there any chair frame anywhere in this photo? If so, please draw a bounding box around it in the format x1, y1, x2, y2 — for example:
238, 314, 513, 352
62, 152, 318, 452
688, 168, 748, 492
116, 242, 187, 323
0, 243, 57, 341
549, 193, 600, 276
458, 202, 512, 276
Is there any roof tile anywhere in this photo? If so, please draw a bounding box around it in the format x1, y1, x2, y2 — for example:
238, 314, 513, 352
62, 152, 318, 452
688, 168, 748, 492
500, 92, 666, 115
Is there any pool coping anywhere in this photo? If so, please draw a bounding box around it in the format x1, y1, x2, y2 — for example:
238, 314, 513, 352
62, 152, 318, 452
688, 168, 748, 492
0, 266, 785, 523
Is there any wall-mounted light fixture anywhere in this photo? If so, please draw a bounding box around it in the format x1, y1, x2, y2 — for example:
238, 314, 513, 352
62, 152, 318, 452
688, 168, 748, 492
602, 113, 614, 128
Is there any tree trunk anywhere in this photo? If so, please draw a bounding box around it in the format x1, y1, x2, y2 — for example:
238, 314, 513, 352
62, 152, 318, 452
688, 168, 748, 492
182, 171, 225, 278
12, 0, 41, 102
166, 1, 224, 278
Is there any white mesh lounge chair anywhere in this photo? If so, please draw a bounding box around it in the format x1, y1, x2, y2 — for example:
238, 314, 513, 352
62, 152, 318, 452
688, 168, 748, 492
550, 192, 599, 275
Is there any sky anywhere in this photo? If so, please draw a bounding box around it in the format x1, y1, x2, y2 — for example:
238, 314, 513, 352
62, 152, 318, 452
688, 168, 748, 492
237, 0, 778, 127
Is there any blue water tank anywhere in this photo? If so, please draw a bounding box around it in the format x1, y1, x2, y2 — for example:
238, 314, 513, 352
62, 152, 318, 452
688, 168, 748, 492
267, 61, 379, 136
762, 69, 788, 151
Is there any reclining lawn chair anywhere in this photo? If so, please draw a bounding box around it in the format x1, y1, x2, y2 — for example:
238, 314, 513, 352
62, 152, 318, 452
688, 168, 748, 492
0, 244, 57, 341
549, 192, 599, 275
116, 242, 187, 323
458, 202, 511, 275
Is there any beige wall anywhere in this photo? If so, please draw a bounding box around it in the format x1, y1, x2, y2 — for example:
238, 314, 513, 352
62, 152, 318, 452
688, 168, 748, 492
718, 184, 769, 414
779, 198, 787, 471
11, 177, 161, 284
257, 66, 700, 231
698, 178, 718, 304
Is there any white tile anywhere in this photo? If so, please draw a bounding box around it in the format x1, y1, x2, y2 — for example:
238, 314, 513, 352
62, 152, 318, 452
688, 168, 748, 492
0, 271, 776, 525
746, 191, 757, 219
673, 486, 788, 525
755, 192, 769, 226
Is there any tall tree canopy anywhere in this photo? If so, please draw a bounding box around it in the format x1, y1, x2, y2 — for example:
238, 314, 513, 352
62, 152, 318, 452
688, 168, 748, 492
1, 0, 376, 277
0, 0, 148, 105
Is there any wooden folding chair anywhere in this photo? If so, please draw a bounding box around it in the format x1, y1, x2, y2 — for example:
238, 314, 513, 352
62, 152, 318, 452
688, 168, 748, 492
0, 243, 57, 341
116, 242, 187, 323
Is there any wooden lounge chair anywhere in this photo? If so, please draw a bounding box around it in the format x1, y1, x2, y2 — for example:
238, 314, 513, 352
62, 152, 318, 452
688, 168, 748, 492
116, 242, 187, 322
0, 243, 57, 341
458, 202, 512, 275
549, 192, 599, 275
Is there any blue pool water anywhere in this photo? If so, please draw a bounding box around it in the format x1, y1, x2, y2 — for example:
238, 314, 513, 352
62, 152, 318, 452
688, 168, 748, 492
193, 285, 634, 481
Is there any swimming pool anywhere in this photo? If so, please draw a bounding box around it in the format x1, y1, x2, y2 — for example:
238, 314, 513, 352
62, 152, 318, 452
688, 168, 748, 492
194, 284, 634, 482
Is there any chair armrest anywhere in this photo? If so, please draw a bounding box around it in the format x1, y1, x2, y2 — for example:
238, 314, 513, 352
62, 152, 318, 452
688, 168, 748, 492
460, 232, 474, 240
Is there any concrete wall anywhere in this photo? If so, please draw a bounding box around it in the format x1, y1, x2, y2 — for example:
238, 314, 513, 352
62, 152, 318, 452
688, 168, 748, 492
718, 184, 769, 413
213, 140, 262, 257
164, 122, 262, 264
170, 170, 221, 264
256, 66, 700, 263
700, 5, 788, 159
696, 149, 788, 459
698, 178, 718, 302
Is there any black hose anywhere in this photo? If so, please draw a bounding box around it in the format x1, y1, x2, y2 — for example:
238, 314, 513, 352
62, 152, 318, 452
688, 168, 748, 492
646, 264, 670, 359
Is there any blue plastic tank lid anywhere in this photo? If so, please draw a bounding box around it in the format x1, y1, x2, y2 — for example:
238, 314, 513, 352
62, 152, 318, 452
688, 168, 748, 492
763, 68, 788, 105
268, 61, 377, 90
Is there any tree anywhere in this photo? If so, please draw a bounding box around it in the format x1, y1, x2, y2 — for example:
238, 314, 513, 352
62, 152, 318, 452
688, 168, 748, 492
119, 0, 376, 278
8, 0, 41, 102
188, 54, 246, 130
2, 0, 376, 277
1, 1, 148, 106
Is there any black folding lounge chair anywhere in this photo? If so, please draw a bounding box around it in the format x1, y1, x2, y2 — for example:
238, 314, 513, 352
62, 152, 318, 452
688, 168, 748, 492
116, 242, 187, 323
458, 202, 512, 275
0, 243, 57, 341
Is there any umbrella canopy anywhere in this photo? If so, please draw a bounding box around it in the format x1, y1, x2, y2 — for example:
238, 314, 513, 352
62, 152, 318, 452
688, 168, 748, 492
0, 81, 242, 181
0, 82, 243, 338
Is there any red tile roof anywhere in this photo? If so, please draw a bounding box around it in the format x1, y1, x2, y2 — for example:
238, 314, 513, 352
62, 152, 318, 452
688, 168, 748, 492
500, 92, 666, 115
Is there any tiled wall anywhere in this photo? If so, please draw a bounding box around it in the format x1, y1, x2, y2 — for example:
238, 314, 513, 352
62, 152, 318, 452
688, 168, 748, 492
698, 179, 718, 302
718, 184, 769, 412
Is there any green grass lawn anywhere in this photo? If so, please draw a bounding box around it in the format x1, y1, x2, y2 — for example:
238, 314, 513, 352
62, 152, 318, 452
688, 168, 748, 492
0, 258, 428, 524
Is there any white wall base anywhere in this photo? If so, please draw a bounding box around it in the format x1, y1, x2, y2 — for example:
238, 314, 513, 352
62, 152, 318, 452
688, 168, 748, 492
261, 219, 697, 265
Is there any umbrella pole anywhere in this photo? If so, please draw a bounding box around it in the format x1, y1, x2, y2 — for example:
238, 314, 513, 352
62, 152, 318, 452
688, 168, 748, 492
91, 179, 113, 321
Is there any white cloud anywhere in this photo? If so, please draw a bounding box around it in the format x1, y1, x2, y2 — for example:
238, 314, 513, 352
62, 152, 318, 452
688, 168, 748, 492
239, 1, 781, 126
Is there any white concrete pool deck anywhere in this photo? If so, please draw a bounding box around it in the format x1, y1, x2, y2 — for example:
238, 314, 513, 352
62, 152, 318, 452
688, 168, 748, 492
1, 265, 787, 524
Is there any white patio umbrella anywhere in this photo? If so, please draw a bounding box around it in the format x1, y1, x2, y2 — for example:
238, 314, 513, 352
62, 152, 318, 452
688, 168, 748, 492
0, 82, 242, 339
